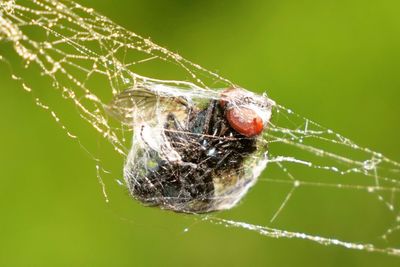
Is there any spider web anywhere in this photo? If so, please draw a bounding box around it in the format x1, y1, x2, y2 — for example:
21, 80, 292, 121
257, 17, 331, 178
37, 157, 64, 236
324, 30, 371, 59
1, 0, 400, 256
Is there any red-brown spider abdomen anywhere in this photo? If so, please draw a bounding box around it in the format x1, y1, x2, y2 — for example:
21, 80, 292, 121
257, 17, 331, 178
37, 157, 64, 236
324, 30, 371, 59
226, 107, 264, 137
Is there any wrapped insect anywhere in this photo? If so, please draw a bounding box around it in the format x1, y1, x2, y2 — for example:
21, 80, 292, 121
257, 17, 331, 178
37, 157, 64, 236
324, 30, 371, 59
107, 81, 275, 213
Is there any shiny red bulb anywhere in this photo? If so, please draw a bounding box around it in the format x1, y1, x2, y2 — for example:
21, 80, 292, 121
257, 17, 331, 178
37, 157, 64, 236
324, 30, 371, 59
226, 107, 264, 137
220, 88, 264, 137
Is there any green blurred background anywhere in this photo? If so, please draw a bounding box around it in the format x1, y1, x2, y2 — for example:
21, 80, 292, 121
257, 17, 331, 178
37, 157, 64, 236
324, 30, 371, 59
1, 0, 400, 266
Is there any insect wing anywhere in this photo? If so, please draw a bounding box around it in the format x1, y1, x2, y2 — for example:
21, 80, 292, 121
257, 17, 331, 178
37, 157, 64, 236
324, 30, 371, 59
106, 86, 188, 127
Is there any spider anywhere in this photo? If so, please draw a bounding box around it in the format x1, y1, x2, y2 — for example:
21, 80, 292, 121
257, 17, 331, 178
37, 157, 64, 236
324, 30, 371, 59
107, 83, 274, 213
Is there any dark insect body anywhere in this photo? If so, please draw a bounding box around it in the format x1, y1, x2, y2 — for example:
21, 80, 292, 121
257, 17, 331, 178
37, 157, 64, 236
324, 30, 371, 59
108, 85, 274, 213
131, 99, 259, 212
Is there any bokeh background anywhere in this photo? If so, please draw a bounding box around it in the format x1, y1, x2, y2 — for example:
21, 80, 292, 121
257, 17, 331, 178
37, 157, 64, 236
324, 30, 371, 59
1, 0, 400, 266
